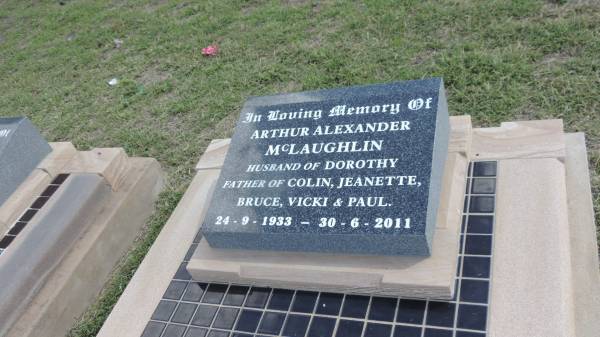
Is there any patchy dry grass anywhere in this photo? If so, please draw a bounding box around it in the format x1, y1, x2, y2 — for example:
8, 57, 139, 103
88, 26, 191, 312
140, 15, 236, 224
0, 0, 598, 336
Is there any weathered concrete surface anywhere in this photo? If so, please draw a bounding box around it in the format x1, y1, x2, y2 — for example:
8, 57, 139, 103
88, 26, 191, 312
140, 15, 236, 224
64, 147, 131, 191
0, 174, 111, 337
195, 138, 231, 170
448, 115, 471, 155
471, 119, 565, 160
38, 142, 78, 177
6, 158, 164, 337
564, 133, 600, 337
490, 158, 574, 337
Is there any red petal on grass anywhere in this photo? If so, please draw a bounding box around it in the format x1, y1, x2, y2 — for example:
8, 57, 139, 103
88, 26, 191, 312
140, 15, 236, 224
202, 45, 218, 56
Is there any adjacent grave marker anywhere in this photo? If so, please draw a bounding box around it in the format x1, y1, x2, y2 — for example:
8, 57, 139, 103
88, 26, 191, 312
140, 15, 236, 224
201, 78, 449, 255
0, 117, 51, 207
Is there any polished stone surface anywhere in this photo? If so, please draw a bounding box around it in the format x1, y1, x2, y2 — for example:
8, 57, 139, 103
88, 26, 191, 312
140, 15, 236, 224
201, 78, 450, 255
0, 117, 51, 207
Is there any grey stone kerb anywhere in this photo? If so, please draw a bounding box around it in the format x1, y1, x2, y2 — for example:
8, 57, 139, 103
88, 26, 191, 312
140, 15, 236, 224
0, 117, 51, 207
201, 78, 449, 256
0, 174, 110, 336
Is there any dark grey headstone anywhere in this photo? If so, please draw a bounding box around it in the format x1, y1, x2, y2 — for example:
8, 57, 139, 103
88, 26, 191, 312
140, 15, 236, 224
201, 78, 449, 256
0, 117, 51, 207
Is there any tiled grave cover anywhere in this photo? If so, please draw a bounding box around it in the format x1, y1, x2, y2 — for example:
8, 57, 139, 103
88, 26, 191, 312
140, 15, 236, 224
0, 173, 70, 256
142, 162, 497, 337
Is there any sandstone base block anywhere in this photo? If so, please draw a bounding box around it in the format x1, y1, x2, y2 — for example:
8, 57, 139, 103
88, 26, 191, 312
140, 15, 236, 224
187, 151, 467, 299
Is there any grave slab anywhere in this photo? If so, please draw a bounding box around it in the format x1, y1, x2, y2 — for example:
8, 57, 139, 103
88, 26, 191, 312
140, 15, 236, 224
201, 78, 450, 256
0, 117, 51, 207
186, 116, 470, 298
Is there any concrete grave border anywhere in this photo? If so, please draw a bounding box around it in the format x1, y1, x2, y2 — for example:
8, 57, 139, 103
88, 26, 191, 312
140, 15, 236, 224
0, 142, 164, 337
98, 117, 600, 337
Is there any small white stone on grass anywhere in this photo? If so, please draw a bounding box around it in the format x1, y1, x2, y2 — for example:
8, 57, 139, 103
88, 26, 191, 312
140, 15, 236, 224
108, 78, 119, 86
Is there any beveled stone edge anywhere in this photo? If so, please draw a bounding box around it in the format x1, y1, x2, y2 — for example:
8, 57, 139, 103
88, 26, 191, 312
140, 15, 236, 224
564, 133, 600, 337
196, 138, 230, 170
449, 115, 472, 155
0, 144, 142, 236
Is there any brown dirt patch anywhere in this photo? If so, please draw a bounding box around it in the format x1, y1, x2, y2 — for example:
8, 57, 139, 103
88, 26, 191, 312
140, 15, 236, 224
273, 81, 302, 93
540, 52, 572, 65
138, 68, 171, 86
205, 112, 238, 140
283, 0, 310, 6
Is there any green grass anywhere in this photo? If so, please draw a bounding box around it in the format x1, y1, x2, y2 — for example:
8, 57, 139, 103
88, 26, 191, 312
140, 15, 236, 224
0, 0, 598, 335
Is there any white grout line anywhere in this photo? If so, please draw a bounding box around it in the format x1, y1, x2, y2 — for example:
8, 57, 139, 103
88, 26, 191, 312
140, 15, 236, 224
360, 296, 373, 337
420, 300, 429, 337
253, 287, 273, 335
303, 291, 322, 337
390, 295, 400, 337
330, 293, 347, 337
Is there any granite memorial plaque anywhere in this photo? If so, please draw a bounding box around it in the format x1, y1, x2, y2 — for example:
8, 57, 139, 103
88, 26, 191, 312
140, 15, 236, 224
0, 117, 51, 207
201, 78, 449, 255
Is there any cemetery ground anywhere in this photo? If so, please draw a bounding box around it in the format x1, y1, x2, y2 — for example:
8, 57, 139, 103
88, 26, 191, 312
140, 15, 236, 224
0, 0, 598, 336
